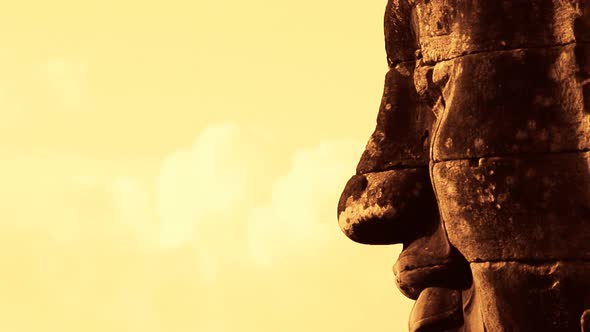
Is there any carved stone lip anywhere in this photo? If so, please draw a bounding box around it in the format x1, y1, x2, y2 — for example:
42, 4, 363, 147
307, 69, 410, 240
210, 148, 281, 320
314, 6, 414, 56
394, 262, 454, 300
393, 227, 472, 300
394, 247, 454, 300
395, 250, 453, 273
393, 254, 469, 300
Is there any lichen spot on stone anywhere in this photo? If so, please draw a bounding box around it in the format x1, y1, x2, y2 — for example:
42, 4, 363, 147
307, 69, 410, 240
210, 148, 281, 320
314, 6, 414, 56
446, 184, 457, 196
337, 199, 365, 236
445, 137, 453, 149
474, 138, 484, 150
363, 139, 381, 160
338, 198, 395, 237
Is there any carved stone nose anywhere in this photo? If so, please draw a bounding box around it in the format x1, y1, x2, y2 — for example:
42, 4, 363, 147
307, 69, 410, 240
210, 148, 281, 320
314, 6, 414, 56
336, 47, 439, 245
337, 167, 437, 245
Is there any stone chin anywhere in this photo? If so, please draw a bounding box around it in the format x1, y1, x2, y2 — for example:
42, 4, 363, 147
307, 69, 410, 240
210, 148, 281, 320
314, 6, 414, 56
409, 287, 463, 332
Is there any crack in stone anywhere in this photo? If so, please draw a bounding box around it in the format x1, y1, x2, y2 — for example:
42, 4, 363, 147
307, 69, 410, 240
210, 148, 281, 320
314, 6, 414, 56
432, 148, 590, 165
422, 40, 585, 65
389, 41, 590, 68
356, 164, 429, 176
470, 258, 590, 265
397, 262, 453, 273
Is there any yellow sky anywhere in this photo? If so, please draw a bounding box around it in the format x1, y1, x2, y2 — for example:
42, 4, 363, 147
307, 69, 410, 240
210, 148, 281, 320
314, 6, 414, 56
1, 0, 414, 331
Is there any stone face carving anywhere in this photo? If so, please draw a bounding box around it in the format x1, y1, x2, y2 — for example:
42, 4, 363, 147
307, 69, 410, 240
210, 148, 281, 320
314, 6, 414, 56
337, 0, 590, 331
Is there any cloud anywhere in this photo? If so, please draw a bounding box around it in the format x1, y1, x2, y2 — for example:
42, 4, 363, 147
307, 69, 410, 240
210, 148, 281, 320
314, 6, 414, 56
45, 58, 86, 110
157, 123, 275, 251
109, 176, 155, 243
157, 122, 365, 261
154, 123, 414, 331
247, 140, 363, 266
0, 126, 414, 331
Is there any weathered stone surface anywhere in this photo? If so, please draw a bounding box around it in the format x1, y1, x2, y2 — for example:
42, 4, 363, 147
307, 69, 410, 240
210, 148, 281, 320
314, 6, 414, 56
338, 167, 436, 245
385, 0, 419, 64
431, 44, 590, 161
471, 261, 590, 331
356, 62, 435, 174
433, 152, 590, 262
413, 0, 581, 64
339, 0, 590, 330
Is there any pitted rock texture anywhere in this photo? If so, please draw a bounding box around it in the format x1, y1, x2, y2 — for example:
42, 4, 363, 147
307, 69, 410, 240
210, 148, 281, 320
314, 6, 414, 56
434, 152, 590, 262
413, 0, 582, 64
338, 0, 590, 331
471, 261, 590, 331
431, 44, 590, 161
338, 168, 436, 245
356, 62, 435, 174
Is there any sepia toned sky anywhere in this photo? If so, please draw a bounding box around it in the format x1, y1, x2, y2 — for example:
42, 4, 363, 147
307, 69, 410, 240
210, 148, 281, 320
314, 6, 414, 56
2, 0, 414, 331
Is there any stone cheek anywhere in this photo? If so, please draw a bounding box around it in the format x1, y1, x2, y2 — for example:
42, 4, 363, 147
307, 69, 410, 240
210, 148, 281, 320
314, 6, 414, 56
431, 44, 590, 162
432, 152, 590, 262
